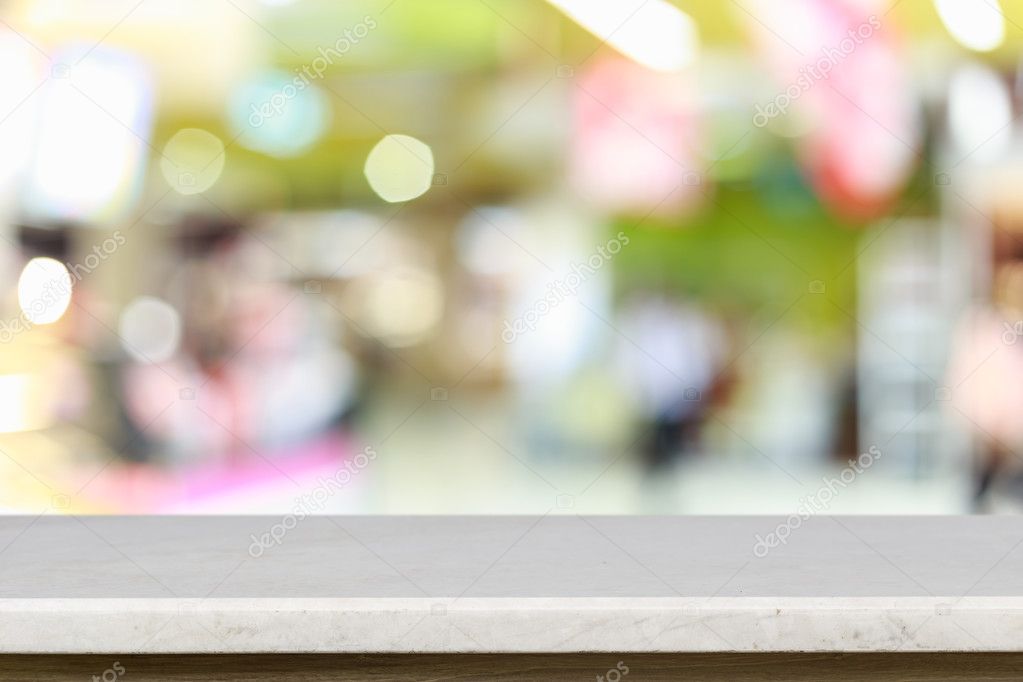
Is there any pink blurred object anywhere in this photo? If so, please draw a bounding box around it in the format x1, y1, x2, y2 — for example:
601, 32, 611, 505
69, 430, 361, 513
571, 55, 704, 217
744, 0, 919, 218
948, 308, 1023, 447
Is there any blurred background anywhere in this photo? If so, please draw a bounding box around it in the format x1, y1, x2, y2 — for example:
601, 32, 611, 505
0, 0, 1022, 514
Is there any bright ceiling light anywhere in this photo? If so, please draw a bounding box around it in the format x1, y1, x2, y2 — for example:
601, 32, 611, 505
25, 48, 152, 222
18, 257, 72, 325
0, 32, 42, 206
934, 0, 1005, 52
547, 0, 698, 71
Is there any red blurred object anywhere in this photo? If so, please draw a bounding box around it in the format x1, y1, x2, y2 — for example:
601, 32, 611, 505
744, 0, 920, 218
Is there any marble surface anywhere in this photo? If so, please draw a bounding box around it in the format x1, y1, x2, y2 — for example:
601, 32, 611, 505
1, 515, 1022, 652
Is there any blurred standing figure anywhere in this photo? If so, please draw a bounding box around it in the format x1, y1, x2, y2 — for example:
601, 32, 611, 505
617, 295, 728, 468
948, 260, 1023, 510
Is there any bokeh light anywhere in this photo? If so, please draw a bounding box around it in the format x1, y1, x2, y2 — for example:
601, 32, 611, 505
17, 257, 72, 325
0, 31, 43, 208
159, 128, 226, 195
363, 134, 434, 203
118, 296, 182, 363
0, 374, 47, 433
228, 70, 330, 157
934, 0, 1005, 52
351, 267, 444, 347
25, 48, 152, 221
948, 64, 1013, 163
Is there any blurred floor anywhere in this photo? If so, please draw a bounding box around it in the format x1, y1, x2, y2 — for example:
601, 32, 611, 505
315, 388, 974, 515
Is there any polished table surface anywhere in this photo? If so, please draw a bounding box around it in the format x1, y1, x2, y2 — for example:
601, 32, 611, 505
1, 515, 1022, 653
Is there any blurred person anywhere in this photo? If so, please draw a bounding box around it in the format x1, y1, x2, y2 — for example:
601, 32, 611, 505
616, 293, 729, 468
119, 215, 356, 465
949, 259, 1023, 510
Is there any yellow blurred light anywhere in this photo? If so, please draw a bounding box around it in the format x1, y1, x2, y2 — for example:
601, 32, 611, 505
547, 0, 698, 71
934, 0, 1005, 52
359, 268, 444, 347
159, 128, 225, 195
17, 257, 72, 325
363, 134, 434, 203
0, 374, 48, 433
118, 296, 182, 363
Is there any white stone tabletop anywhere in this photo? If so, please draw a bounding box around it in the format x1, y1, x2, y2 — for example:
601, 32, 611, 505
1, 515, 1022, 653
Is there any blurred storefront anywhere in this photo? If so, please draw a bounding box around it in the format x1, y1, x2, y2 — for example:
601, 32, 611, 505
0, 0, 1020, 513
